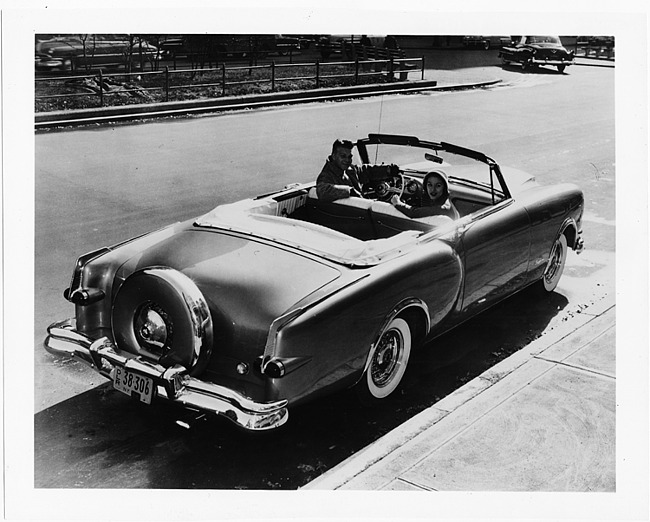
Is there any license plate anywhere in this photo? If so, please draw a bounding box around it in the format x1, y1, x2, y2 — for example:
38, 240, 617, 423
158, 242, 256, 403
113, 367, 154, 404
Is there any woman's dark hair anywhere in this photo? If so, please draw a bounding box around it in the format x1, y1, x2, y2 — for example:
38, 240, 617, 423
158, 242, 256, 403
422, 170, 449, 205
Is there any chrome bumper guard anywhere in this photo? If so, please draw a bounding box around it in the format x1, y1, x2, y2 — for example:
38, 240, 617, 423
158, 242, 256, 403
575, 234, 585, 254
532, 58, 575, 66
44, 319, 288, 431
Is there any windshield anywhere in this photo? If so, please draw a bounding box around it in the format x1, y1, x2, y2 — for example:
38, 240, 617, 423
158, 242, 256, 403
524, 36, 561, 45
354, 143, 507, 200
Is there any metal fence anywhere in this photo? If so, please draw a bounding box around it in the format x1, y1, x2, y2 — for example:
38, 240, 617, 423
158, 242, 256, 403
35, 56, 425, 110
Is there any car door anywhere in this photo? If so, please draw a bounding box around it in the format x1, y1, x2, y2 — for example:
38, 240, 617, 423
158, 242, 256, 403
458, 199, 531, 315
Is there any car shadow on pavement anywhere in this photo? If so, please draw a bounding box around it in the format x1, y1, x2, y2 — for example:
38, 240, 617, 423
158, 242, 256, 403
499, 63, 568, 75
34, 284, 569, 490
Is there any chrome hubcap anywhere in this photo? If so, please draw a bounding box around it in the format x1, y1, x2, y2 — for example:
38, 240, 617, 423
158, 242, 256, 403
371, 329, 402, 387
134, 302, 171, 354
545, 241, 563, 282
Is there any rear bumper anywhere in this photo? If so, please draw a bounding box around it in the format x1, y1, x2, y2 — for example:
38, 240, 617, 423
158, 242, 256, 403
44, 319, 288, 431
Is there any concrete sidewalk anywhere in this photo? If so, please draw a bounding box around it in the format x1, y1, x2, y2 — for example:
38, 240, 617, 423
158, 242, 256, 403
303, 295, 615, 491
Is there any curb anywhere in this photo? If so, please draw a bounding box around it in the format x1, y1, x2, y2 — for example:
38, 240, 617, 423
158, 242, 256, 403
34, 78, 501, 129
574, 55, 615, 66
303, 294, 616, 490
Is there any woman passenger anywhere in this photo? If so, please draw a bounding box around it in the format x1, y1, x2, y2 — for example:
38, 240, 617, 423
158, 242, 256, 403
390, 170, 459, 220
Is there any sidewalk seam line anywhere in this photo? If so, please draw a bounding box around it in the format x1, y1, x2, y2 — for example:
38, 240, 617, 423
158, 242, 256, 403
357, 360, 558, 490
532, 320, 615, 372
394, 477, 434, 491
534, 357, 615, 380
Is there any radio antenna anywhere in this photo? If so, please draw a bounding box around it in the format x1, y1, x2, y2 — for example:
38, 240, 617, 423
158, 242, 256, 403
375, 96, 384, 163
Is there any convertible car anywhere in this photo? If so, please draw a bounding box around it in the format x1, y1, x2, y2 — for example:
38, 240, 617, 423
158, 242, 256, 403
45, 134, 584, 432
499, 36, 575, 73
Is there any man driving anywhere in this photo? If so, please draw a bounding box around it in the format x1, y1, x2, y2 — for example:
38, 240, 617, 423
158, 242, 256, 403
316, 139, 399, 202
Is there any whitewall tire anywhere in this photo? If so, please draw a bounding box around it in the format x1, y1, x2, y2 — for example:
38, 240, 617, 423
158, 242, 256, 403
542, 234, 568, 292
359, 317, 412, 401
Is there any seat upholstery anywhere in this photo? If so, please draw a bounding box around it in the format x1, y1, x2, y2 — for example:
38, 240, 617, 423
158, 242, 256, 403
308, 187, 373, 210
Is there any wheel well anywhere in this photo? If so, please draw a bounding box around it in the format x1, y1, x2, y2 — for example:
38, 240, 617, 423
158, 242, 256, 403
398, 306, 428, 346
562, 224, 577, 250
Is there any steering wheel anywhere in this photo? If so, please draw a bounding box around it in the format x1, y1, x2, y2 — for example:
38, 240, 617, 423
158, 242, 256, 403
362, 172, 405, 202
401, 178, 423, 205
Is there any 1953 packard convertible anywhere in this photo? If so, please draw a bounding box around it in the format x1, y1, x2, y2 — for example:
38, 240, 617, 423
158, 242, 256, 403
45, 134, 584, 431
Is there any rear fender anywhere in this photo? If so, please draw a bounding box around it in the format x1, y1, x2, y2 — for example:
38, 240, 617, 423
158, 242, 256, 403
73, 222, 183, 336
259, 239, 463, 404
523, 184, 583, 281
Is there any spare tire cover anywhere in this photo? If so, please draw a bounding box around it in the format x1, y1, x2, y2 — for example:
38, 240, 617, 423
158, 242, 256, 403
112, 267, 213, 375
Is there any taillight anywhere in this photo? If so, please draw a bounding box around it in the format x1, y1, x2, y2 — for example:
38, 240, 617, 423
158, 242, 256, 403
261, 356, 311, 378
65, 247, 110, 303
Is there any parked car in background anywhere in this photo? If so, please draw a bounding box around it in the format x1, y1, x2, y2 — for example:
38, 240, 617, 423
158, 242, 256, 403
317, 34, 386, 60
285, 34, 323, 50
35, 52, 65, 72
582, 35, 614, 48
499, 35, 575, 73
159, 34, 299, 62
462, 35, 511, 50
273, 35, 301, 55
575, 36, 615, 60
35, 36, 159, 72
44, 134, 584, 432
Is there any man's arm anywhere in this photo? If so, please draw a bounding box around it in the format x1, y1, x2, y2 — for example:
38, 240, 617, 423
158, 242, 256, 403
315, 163, 398, 202
355, 164, 400, 185
316, 181, 356, 202
316, 169, 360, 202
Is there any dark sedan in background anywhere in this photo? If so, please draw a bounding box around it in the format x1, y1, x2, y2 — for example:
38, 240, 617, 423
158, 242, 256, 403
499, 36, 575, 73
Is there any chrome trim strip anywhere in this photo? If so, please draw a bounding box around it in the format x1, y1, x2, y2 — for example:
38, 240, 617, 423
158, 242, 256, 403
262, 307, 305, 370
138, 267, 214, 370
531, 58, 575, 65
44, 319, 288, 431
261, 274, 372, 364
67, 248, 110, 300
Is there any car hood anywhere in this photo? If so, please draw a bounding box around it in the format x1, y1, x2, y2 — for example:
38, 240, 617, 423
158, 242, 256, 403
116, 226, 344, 327
528, 43, 565, 49
499, 166, 539, 194
526, 43, 572, 55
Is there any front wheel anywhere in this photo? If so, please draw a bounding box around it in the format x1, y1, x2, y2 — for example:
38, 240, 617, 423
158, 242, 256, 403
357, 317, 412, 402
541, 234, 568, 292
